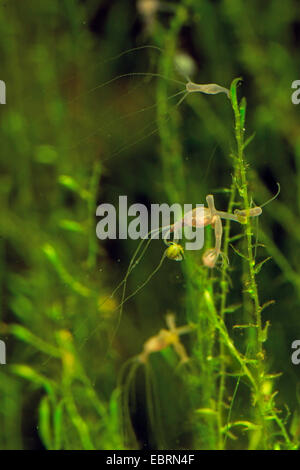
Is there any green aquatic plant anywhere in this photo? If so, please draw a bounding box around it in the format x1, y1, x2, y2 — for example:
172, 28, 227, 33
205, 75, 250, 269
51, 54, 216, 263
1, 0, 300, 452
149, 17, 298, 448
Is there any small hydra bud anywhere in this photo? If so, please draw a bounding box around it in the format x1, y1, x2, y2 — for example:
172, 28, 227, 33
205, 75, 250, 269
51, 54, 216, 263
202, 248, 218, 268
165, 242, 184, 261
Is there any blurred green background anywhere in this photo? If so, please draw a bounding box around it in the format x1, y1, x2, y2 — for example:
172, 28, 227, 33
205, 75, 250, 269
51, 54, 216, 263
0, 0, 300, 450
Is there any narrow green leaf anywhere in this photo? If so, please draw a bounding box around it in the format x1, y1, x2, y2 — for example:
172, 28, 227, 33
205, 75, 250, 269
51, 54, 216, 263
10, 324, 61, 358
53, 400, 64, 450
195, 408, 218, 417
224, 303, 242, 314
233, 323, 257, 329
230, 77, 243, 111
223, 420, 260, 432
39, 396, 53, 449
260, 300, 275, 313
43, 244, 92, 297
230, 243, 249, 261
59, 220, 85, 233
11, 365, 57, 394
239, 97, 247, 128
259, 320, 271, 343
243, 132, 256, 149
58, 175, 90, 200
255, 257, 272, 274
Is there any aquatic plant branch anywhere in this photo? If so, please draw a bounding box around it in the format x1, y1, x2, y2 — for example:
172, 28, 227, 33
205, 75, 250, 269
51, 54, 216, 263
228, 78, 293, 449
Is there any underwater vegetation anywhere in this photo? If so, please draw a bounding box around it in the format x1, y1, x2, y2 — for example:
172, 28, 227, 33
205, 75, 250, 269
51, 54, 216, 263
1, 0, 300, 451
